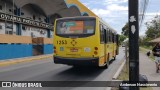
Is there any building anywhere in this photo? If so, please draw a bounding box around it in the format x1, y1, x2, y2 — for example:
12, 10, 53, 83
0, 0, 97, 60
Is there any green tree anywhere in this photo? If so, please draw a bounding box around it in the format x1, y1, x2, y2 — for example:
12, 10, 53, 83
121, 22, 129, 37
119, 35, 127, 45
145, 15, 160, 39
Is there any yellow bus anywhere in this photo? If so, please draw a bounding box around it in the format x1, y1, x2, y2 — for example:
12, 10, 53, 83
53, 16, 119, 68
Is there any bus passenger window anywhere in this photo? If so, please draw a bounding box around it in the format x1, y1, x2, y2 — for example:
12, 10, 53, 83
114, 34, 117, 42
110, 31, 113, 42
112, 33, 115, 43
108, 30, 111, 42
105, 29, 109, 43
100, 24, 104, 43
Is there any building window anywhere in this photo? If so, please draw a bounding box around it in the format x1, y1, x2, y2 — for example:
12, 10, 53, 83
44, 18, 47, 22
31, 32, 35, 37
39, 18, 41, 21
9, 9, 12, 12
22, 25, 26, 30
6, 23, 13, 29
6, 31, 13, 35
100, 24, 104, 43
33, 15, 35, 20
14, 10, 17, 15
0, 25, 2, 29
0, 5, 2, 10
21, 12, 24, 15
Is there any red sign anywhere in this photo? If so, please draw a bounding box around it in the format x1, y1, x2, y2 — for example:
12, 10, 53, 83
70, 48, 78, 52
70, 21, 84, 31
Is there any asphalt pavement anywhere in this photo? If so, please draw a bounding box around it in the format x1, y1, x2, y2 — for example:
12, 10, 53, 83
140, 52, 160, 90
0, 47, 125, 90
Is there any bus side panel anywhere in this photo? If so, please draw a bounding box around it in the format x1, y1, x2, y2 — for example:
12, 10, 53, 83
97, 18, 108, 66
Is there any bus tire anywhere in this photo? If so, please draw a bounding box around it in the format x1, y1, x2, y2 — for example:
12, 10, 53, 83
72, 65, 80, 68
100, 56, 109, 69
113, 56, 116, 60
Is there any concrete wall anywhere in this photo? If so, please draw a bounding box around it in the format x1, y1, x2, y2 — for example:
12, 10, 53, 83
21, 5, 46, 23
0, 1, 16, 15
0, 44, 53, 60
43, 44, 53, 54
0, 0, 50, 38
21, 25, 47, 38
0, 44, 32, 60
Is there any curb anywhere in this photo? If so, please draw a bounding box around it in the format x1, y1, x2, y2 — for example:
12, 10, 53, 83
112, 58, 126, 80
106, 57, 126, 90
0, 54, 52, 67
105, 57, 126, 90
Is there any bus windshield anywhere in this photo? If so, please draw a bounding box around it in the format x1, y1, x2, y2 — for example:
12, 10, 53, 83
56, 18, 95, 36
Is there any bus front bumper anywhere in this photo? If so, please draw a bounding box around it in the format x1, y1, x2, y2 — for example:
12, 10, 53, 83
54, 56, 99, 66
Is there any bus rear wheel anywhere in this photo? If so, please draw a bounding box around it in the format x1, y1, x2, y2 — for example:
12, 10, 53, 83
113, 56, 116, 60
100, 57, 109, 69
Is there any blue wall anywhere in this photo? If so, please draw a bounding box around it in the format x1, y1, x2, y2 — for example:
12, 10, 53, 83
0, 44, 32, 60
43, 44, 53, 54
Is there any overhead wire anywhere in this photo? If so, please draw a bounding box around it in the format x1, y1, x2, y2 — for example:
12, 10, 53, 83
139, 0, 150, 30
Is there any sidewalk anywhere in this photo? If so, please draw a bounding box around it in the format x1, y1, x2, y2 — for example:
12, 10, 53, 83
0, 54, 52, 67
140, 52, 160, 90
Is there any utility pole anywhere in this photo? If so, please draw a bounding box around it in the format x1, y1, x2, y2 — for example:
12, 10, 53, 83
129, 0, 139, 90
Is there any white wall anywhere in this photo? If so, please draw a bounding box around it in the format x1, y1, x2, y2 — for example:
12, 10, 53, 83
21, 5, 46, 23
21, 4, 48, 38
0, 22, 16, 35
0, 1, 52, 38
50, 31, 53, 38
0, 1, 16, 15
0, 1, 17, 35
0, 22, 5, 34
21, 25, 47, 38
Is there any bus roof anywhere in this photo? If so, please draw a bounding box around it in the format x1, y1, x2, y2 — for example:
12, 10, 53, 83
56, 16, 96, 20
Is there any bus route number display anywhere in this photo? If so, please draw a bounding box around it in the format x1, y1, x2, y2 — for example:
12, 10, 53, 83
57, 40, 67, 45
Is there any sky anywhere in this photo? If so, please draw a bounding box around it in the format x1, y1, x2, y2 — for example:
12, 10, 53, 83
79, 0, 160, 36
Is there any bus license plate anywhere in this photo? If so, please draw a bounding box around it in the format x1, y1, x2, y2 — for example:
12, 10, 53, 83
70, 48, 78, 52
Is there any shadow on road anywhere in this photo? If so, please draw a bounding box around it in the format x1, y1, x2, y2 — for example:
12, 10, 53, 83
54, 66, 105, 81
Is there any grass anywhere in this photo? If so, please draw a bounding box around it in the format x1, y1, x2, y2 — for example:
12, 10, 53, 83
142, 45, 153, 50
139, 47, 154, 61
111, 58, 129, 90
117, 59, 129, 80
111, 50, 153, 90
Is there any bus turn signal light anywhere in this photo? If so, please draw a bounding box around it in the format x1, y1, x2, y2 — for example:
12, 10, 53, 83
94, 51, 98, 55
94, 47, 98, 50
54, 50, 57, 54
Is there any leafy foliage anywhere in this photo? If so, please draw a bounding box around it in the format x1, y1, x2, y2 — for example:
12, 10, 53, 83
119, 35, 127, 45
139, 15, 160, 47
121, 22, 129, 37
145, 15, 160, 39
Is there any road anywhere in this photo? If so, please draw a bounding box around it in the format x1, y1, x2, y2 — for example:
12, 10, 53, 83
0, 47, 125, 90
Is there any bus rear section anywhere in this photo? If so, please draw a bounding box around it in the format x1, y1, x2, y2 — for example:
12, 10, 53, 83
53, 17, 100, 66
